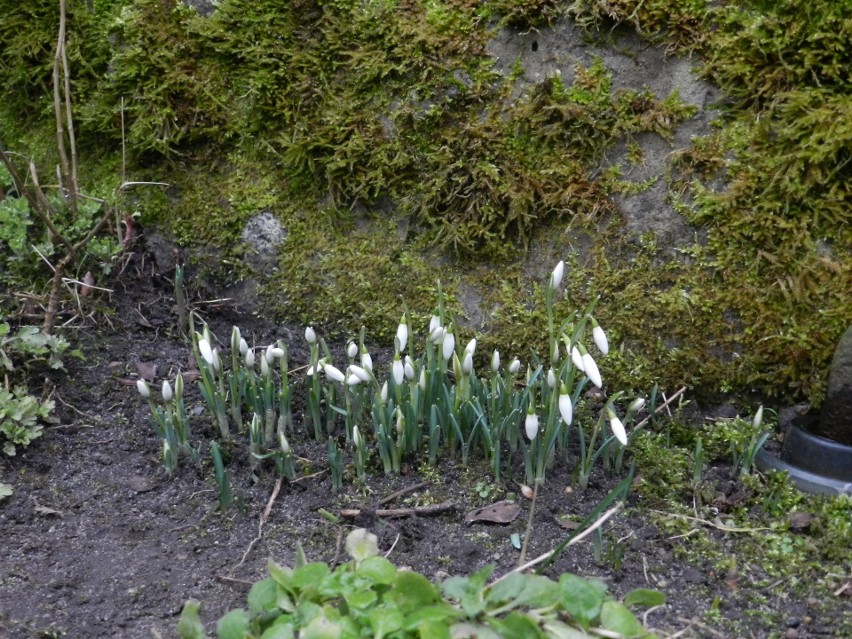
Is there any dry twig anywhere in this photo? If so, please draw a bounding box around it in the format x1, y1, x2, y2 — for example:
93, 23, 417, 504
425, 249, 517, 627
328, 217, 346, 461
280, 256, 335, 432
234, 478, 283, 570
339, 501, 456, 519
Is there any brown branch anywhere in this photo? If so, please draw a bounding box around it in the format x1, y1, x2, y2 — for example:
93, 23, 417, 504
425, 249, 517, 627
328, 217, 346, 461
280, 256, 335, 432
60, 0, 79, 203
52, 0, 76, 214
339, 501, 456, 519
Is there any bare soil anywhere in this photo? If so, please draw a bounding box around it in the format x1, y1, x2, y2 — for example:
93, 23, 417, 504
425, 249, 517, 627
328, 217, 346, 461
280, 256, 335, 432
0, 240, 847, 639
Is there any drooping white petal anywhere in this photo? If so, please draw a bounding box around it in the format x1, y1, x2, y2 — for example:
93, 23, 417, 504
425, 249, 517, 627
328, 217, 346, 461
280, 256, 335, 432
753, 405, 764, 429
609, 415, 628, 446
396, 314, 409, 353
245, 349, 255, 369
462, 352, 473, 375
261, 355, 270, 377
347, 341, 358, 359
323, 364, 345, 383
305, 326, 316, 344
508, 358, 521, 374
571, 346, 585, 372
380, 381, 389, 403
558, 393, 573, 426
491, 350, 500, 373
162, 380, 173, 402
429, 326, 445, 343
547, 368, 557, 389
360, 348, 373, 371
429, 315, 441, 333
582, 353, 602, 389
199, 338, 214, 366
353, 426, 361, 448
269, 347, 285, 361
404, 357, 415, 381
418, 368, 426, 391
136, 379, 151, 398
239, 338, 249, 356
347, 373, 362, 386
525, 412, 539, 441
464, 338, 477, 356
549, 260, 565, 290
592, 324, 609, 356
392, 357, 404, 386
349, 364, 371, 383
442, 331, 455, 362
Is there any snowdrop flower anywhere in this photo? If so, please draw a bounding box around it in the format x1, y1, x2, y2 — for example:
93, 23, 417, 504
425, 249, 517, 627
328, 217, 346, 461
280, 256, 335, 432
549, 260, 565, 290
581, 348, 602, 389
392, 354, 404, 386
491, 350, 500, 373
558, 386, 573, 425
136, 379, 151, 398
162, 380, 173, 402
547, 367, 557, 389
360, 346, 373, 371
591, 319, 609, 356
245, 349, 255, 369
442, 328, 455, 362
628, 397, 645, 414
462, 351, 473, 375
571, 346, 585, 372
608, 409, 628, 446
753, 405, 764, 429
429, 326, 445, 343
418, 367, 426, 391
464, 338, 477, 356
404, 356, 415, 381
212, 350, 222, 372
279, 432, 290, 454
396, 313, 409, 353
346, 372, 362, 386
508, 358, 521, 374
305, 326, 316, 344
525, 408, 539, 441
353, 426, 361, 448
261, 355, 270, 377
323, 363, 345, 383
429, 315, 441, 333
266, 345, 284, 363
231, 326, 241, 347
349, 364, 371, 383
239, 338, 249, 356
199, 338, 215, 366
380, 381, 389, 404
347, 341, 358, 359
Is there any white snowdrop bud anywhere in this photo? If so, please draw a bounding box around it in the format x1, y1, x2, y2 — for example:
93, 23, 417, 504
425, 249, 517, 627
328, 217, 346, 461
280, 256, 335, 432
418, 367, 426, 391
199, 338, 214, 366
245, 349, 255, 368
323, 364, 345, 383
360, 347, 373, 371
549, 260, 565, 290
349, 364, 371, 383
508, 358, 520, 374
396, 313, 409, 353
464, 338, 477, 356
404, 356, 415, 381
558, 390, 573, 426
429, 315, 441, 333
525, 411, 539, 441
462, 351, 473, 375
608, 410, 628, 446
547, 368, 557, 389
261, 355, 270, 377
162, 380, 173, 402
592, 320, 609, 356
174, 372, 184, 399
392, 355, 404, 386
239, 337, 248, 356
753, 405, 764, 429
136, 379, 151, 399
347, 341, 358, 359
442, 330, 455, 362
628, 397, 645, 414
491, 350, 500, 373
380, 381, 389, 404
582, 351, 602, 389
305, 326, 316, 344
571, 346, 585, 372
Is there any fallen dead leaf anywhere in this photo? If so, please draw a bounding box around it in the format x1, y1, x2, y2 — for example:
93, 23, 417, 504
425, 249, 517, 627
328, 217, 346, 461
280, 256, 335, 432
464, 500, 521, 525
135, 361, 158, 382
788, 511, 815, 531
558, 517, 581, 531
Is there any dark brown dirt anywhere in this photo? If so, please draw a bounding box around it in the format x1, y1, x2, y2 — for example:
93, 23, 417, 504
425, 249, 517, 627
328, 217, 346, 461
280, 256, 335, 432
0, 240, 847, 639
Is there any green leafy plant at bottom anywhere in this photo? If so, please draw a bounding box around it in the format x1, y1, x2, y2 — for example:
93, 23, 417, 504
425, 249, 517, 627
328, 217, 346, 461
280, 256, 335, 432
178, 528, 663, 639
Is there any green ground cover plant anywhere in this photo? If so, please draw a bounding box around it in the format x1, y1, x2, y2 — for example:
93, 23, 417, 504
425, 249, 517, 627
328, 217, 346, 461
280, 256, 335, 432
178, 528, 663, 639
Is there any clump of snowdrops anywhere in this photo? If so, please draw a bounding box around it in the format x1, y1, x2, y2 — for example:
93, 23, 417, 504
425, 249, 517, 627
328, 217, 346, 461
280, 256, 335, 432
138, 261, 646, 488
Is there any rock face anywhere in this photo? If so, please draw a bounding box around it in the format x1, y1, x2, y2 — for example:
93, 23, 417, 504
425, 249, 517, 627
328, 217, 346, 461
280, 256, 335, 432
817, 325, 852, 445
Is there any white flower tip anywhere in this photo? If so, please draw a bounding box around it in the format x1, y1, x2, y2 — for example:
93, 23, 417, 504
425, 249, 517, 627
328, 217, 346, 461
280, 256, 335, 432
550, 260, 565, 290
305, 326, 316, 344
753, 405, 764, 429
136, 379, 150, 398
508, 358, 520, 374
161, 381, 173, 402
610, 416, 628, 446
491, 350, 500, 373
592, 324, 609, 356
199, 338, 214, 366
525, 413, 539, 441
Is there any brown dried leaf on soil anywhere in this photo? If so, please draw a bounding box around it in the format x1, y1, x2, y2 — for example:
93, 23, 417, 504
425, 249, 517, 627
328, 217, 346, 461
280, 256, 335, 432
464, 500, 521, 524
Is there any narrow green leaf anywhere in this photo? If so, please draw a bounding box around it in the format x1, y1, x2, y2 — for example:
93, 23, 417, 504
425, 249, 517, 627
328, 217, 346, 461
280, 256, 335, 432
623, 588, 666, 608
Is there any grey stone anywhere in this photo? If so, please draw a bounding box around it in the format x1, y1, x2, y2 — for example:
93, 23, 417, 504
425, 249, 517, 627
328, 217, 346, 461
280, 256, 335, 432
817, 325, 852, 445
241, 211, 286, 272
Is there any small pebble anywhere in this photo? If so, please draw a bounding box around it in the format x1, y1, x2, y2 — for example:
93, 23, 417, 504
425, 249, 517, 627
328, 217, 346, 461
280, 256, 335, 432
785, 628, 799, 639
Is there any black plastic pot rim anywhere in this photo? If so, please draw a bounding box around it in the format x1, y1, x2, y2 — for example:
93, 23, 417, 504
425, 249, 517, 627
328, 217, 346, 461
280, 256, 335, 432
756, 448, 852, 496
